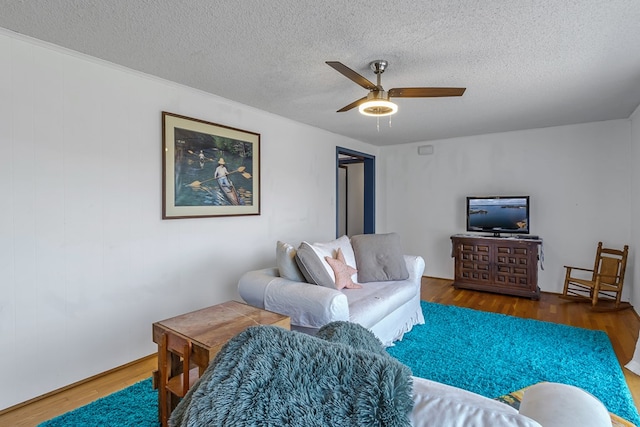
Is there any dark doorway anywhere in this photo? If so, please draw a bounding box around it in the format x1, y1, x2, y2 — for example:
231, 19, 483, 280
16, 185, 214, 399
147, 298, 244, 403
336, 147, 375, 237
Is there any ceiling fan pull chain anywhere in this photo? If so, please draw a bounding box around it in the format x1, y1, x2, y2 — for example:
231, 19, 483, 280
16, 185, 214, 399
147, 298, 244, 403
377, 116, 380, 132
389, 115, 392, 128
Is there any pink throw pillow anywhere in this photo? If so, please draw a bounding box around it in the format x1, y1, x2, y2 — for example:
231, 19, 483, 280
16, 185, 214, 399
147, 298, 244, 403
325, 248, 362, 290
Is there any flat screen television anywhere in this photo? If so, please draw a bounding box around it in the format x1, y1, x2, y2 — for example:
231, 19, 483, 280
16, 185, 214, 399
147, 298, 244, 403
466, 196, 530, 236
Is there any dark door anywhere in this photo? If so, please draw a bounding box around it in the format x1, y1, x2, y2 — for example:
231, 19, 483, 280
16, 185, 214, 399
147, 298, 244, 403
336, 147, 375, 237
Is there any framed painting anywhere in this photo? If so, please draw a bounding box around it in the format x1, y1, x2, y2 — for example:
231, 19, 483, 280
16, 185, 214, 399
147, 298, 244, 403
162, 112, 260, 219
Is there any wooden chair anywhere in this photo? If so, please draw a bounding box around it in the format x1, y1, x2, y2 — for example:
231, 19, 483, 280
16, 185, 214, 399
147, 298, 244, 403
561, 241, 630, 311
157, 333, 198, 427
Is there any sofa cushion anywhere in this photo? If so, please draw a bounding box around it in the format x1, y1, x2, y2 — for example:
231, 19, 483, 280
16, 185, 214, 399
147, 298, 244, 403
351, 233, 409, 283
295, 242, 335, 287
345, 279, 418, 329
325, 248, 362, 290
410, 377, 542, 427
276, 241, 305, 282
295, 235, 357, 288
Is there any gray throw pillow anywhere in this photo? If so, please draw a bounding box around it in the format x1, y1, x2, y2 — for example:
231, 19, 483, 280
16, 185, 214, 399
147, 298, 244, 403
276, 241, 306, 282
351, 233, 409, 283
294, 242, 335, 287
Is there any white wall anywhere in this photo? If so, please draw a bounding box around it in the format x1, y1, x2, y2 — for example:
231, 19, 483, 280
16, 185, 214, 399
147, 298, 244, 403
0, 31, 377, 409
631, 104, 640, 305
379, 120, 633, 295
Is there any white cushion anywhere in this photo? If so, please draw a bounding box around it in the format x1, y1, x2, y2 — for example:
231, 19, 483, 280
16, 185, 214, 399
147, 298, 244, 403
410, 377, 542, 427
297, 235, 357, 287
345, 279, 418, 328
519, 382, 612, 427
276, 241, 305, 282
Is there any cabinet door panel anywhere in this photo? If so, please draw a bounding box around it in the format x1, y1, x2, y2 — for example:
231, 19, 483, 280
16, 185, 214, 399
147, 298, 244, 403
451, 235, 540, 299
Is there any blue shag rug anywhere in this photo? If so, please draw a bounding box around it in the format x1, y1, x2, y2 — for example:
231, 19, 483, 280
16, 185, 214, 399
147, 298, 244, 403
39, 301, 640, 426
38, 377, 158, 426
387, 301, 640, 425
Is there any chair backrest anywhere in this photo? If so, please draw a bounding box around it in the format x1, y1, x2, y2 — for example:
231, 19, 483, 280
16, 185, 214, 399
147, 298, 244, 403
592, 241, 629, 288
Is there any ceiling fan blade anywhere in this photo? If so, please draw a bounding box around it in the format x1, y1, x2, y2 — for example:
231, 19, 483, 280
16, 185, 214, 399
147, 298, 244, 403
326, 61, 378, 90
337, 96, 368, 112
388, 87, 466, 98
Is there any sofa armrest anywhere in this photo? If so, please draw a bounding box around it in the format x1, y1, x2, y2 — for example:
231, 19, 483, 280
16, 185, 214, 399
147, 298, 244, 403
237, 267, 279, 309
238, 268, 349, 328
518, 383, 613, 427
405, 255, 426, 284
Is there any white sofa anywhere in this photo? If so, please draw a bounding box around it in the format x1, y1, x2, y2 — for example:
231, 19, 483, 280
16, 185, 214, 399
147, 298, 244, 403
238, 254, 425, 346
410, 378, 614, 427
238, 234, 425, 346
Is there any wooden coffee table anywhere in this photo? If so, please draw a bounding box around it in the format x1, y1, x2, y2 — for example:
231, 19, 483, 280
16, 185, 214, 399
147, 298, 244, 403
152, 301, 290, 426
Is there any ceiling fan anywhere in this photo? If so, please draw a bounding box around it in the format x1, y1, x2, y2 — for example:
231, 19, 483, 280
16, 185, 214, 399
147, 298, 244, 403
326, 60, 466, 117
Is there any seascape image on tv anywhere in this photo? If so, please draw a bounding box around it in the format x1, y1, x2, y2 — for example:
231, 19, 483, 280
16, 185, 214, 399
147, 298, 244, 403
468, 197, 528, 232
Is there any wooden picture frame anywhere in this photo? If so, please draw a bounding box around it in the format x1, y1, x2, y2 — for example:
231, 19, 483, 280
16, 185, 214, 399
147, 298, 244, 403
162, 112, 260, 219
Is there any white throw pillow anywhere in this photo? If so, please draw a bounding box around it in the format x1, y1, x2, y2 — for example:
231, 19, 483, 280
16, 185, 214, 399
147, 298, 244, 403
296, 235, 358, 288
276, 241, 305, 282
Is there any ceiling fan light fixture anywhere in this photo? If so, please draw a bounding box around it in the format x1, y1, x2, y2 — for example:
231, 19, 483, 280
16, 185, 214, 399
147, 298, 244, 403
359, 92, 398, 117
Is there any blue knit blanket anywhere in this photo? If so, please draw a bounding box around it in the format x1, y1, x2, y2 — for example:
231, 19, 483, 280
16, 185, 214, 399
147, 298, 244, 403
170, 322, 413, 427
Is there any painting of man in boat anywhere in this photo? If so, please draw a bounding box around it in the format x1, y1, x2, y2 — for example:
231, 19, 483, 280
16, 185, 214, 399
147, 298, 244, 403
162, 112, 260, 219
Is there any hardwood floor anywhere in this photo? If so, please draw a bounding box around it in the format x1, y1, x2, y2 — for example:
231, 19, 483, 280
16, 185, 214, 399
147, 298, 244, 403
2, 277, 639, 426
0, 355, 157, 427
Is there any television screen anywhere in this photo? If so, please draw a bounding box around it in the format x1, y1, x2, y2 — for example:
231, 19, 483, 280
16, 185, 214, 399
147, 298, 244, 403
466, 196, 530, 235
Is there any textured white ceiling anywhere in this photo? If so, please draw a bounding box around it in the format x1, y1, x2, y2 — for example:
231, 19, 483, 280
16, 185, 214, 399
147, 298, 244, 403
2, 0, 640, 146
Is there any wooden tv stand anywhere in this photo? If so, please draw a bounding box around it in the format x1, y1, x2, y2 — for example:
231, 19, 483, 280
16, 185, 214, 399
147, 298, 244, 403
450, 234, 542, 299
